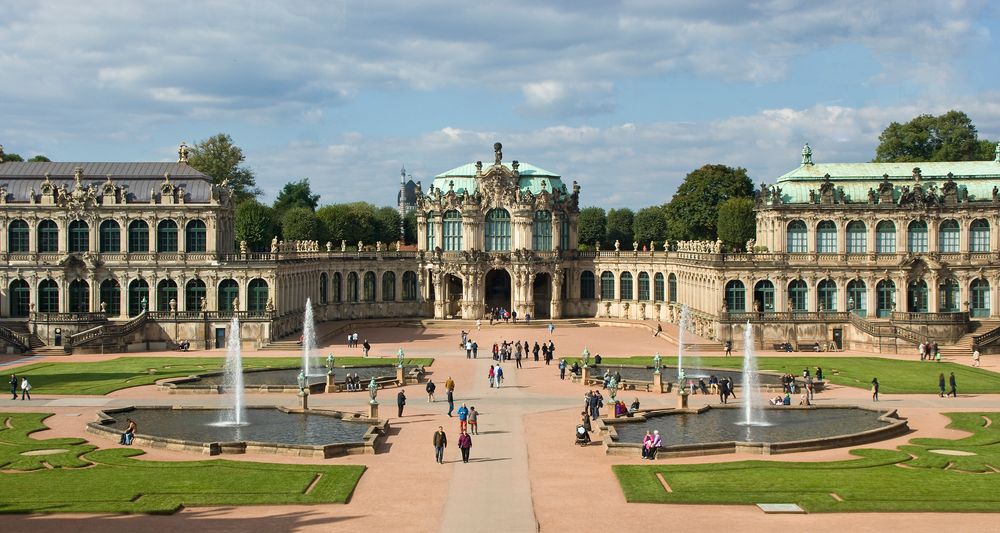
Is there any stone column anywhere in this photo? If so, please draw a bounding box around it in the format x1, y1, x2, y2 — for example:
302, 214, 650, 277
928, 274, 939, 313
416, 212, 427, 251
552, 213, 563, 251
928, 218, 940, 253
551, 270, 563, 319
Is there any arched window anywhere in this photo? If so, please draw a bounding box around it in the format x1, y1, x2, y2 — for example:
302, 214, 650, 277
485, 209, 511, 251
9, 280, 29, 317
382, 271, 396, 301
442, 210, 463, 251
157, 220, 178, 252
319, 273, 328, 304
333, 272, 343, 302
725, 280, 745, 312
425, 211, 436, 250
100, 279, 121, 316
971, 279, 991, 317
532, 210, 552, 251
7, 220, 28, 252
128, 220, 149, 253
600, 271, 615, 299
786, 220, 807, 253
818, 279, 837, 311
560, 216, 570, 250
938, 278, 960, 313
186, 220, 207, 252
876, 220, 896, 254
248, 279, 269, 312
128, 279, 149, 317
907, 280, 928, 313
753, 280, 774, 313
788, 280, 807, 313
876, 280, 896, 318
970, 219, 990, 253
816, 220, 837, 253
580, 271, 595, 299
667, 273, 677, 303
157, 279, 177, 312
38, 220, 58, 253
218, 279, 238, 312
68, 280, 89, 313
186, 279, 206, 312
654, 273, 665, 302
938, 219, 959, 253
68, 220, 89, 253
99, 220, 120, 253
402, 271, 418, 301
638, 272, 650, 300
620, 272, 634, 300
908, 221, 928, 253
363, 272, 376, 301
846, 221, 866, 253
347, 272, 360, 302
38, 279, 59, 313
847, 279, 867, 317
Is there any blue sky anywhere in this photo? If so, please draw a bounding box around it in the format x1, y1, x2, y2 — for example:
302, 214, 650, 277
1, 1, 998, 207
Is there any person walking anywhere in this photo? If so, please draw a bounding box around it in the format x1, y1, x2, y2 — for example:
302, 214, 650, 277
515, 346, 522, 369
397, 389, 406, 417
548, 322, 555, 335
362, 339, 371, 357
465, 339, 473, 359
938, 373, 946, 397
445, 376, 455, 393
494, 365, 503, 388
9, 374, 17, 400
426, 379, 437, 402
533, 342, 540, 362
919, 342, 926, 361
724, 340, 732, 357
972, 347, 981, 367
20, 377, 30, 401
447, 388, 455, 417
457, 403, 469, 431
468, 406, 479, 435
558, 359, 567, 380
948, 372, 957, 398
472, 341, 478, 359
871, 377, 880, 402
433, 426, 447, 464
476, 319, 481, 332
488, 365, 495, 388
457, 430, 472, 463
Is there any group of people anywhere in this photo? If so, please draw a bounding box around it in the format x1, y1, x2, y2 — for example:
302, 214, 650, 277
938, 372, 958, 397
487, 307, 530, 325
489, 339, 557, 367
918, 341, 941, 362
8, 374, 30, 400
487, 365, 504, 387
433, 425, 474, 464
343, 373, 366, 391
425, 377, 479, 464
344, 332, 372, 356
459, 331, 479, 359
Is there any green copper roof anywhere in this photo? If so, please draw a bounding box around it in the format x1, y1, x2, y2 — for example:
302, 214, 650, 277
435, 162, 560, 179
430, 162, 565, 195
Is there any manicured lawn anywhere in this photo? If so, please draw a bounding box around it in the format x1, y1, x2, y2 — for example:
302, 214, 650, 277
579, 356, 1000, 394
10, 356, 434, 395
614, 412, 1000, 512
0, 412, 365, 514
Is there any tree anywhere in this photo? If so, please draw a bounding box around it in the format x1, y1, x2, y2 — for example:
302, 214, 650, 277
664, 164, 753, 241
273, 178, 320, 212
318, 202, 378, 245
27, 155, 51, 162
716, 197, 756, 251
373, 206, 402, 244
234, 200, 278, 250
280, 207, 322, 241
874, 110, 995, 162
186, 133, 261, 202
1, 152, 24, 162
403, 210, 417, 245
577, 207, 606, 247
633, 206, 669, 248
606, 208, 635, 249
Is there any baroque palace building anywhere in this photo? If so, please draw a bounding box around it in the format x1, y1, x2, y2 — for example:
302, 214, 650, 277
0, 141, 999, 355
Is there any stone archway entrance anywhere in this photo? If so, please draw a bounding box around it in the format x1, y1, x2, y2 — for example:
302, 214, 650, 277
485, 269, 511, 314
444, 274, 463, 318
532, 272, 551, 319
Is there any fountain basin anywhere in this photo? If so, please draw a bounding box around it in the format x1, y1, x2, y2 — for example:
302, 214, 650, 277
600, 405, 907, 457
88, 406, 387, 457
159, 365, 424, 393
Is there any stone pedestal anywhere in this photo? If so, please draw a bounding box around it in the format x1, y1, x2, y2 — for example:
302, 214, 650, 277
298, 390, 309, 410
396, 366, 405, 385
581, 365, 590, 385
326, 373, 337, 393
368, 402, 379, 419
653, 372, 664, 394
607, 403, 618, 419
677, 391, 689, 409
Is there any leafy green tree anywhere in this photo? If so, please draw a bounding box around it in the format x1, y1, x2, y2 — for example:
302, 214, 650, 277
633, 206, 669, 248
874, 110, 995, 162
187, 133, 261, 202
273, 178, 320, 212
403, 210, 417, 245
318, 202, 378, 245
27, 155, 51, 162
606, 208, 635, 249
577, 207, 606, 247
1, 152, 24, 162
716, 197, 756, 251
234, 200, 278, 250
374, 206, 402, 244
280, 207, 322, 241
664, 164, 753, 241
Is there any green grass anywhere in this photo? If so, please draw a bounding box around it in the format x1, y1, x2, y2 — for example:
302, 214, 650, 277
11, 356, 434, 395
579, 356, 1000, 394
614, 412, 1000, 512
0, 412, 365, 514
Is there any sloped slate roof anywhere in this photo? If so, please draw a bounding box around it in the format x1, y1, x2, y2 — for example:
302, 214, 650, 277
0, 162, 214, 203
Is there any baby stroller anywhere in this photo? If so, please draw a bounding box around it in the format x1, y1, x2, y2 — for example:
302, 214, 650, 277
575, 424, 591, 446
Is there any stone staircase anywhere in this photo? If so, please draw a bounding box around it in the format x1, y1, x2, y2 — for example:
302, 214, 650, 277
939, 319, 1000, 358
0, 321, 45, 354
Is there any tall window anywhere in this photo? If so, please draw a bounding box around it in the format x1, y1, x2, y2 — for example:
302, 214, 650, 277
218, 279, 238, 312
532, 210, 552, 251
69, 280, 89, 313
186, 279, 206, 312
816, 220, 837, 253
971, 279, 991, 317
939, 278, 960, 312
333, 272, 343, 302
907, 280, 928, 313
938, 219, 959, 253
638, 272, 650, 300
248, 279, 269, 312
560, 216, 570, 250
876, 220, 896, 254
847, 279, 866, 316
99, 220, 121, 253
667, 273, 677, 303
38, 220, 58, 253
402, 271, 418, 301
485, 209, 511, 251
157, 220, 178, 252
68, 220, 89, 253
876, 280, 895, 318
725, 280, 746, 312
128, 220, 149, 252
970, 219, 990, 253
818, 279, 837, 311
620, 272, 634, 300
442, 210, 463, 251
788, 280, 807, 313
319, 273, 328, 304
382, 271, 396, 301
600, 271, 615, 299
908, 221, 928, 253
9, 280, 29, 317
654, 273, 665, 302
425, 212, 436, 250
347, 272, 359, 302
128, 279, 149, 316
363, 272, 376, 301
38, 280, 59, 313
186, 220, 207, 252
846, 221, 866, 253
7, 220, 28, 252
580, 271, 595, 299
753, 280, 775, 312
786, 220, 807, 253
157, 280, 178, 312
100, 279, 121, 316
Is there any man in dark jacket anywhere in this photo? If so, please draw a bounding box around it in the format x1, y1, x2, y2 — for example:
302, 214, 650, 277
397, 390, 406, 417
948, 372, 958, 398
433, 426, 447, 464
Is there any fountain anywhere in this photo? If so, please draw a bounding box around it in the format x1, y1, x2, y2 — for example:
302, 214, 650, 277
738, 320, 768, 427
676, 305, 688, 384
217, 317, 247, 427
302, 298, 320, 376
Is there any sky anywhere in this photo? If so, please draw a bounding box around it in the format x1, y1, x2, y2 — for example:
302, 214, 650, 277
2, 0, 999, 208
